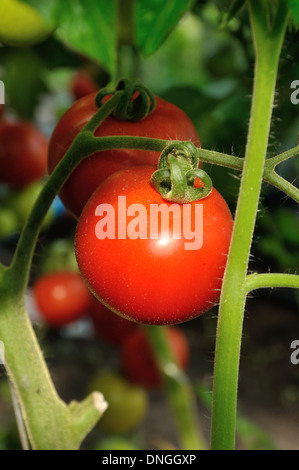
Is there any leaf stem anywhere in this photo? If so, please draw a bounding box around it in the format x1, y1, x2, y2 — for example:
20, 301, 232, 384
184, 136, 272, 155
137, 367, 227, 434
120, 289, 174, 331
246, 273, 299, 293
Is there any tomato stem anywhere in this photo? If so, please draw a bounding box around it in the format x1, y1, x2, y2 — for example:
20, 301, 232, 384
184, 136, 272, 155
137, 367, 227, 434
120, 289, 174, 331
95, 78, 156, 121
143, 325, 207, 450
210, 0, 289, 450
245, 273, 299, 293
151, 142, 212, 203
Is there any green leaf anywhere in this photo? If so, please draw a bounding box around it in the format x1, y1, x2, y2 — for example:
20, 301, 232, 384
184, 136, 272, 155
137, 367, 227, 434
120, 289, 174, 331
287, 0, 299, 26
135, 0, 193, 56
219, 0, 248, 30
24, 0, 117, 77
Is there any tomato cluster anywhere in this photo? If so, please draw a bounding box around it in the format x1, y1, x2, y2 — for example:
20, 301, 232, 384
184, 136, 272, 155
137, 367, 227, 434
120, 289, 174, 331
48, 89, 233, 327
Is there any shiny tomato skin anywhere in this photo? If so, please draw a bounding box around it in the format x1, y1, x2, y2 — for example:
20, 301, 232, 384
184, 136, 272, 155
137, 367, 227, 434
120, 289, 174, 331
75, 166, 234, 325
48, 93, 200, 218
121, 327, 189, 388
32, 271, 91, 327
0, 121, 48, 188
89, 294, 137, 346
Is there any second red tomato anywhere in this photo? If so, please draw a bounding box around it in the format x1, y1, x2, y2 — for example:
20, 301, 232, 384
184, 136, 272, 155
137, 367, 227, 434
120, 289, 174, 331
32, 271, 91, 328
47, 93, 200, 218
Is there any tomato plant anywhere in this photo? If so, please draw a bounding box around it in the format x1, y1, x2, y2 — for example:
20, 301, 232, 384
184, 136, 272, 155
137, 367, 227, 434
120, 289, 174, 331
47, 92, 201, 218
32, 271, 91, 328
0, 121, 48, 188
88, 294, 137, 346
0, 0, 298, 453
75, 165, 233, 325
87, 371, 148, 435
121, 327, 190, 388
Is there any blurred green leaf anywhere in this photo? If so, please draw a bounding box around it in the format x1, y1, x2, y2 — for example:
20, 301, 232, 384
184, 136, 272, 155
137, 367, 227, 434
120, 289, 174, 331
258, 236, 299, 269
287, 0, 299, 27
256, 207, 299, 270
24, 0, 117, 76
135, 0, 194, 56
219, 0, 248, 30
275, 208, 299, 247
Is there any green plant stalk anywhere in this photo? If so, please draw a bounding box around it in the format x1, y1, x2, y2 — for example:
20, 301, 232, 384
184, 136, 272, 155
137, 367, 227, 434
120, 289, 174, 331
0, 289, 73, 449
0, 282, 105, 449
210, 1, 289, 450
144, 325, 207, 450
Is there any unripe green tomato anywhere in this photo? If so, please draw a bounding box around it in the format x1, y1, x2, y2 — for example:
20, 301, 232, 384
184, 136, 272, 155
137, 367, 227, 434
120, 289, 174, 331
38, 239, 79, 276
0, 0, 55, 47
87, 371, 148, 435
0, 206, 18, 238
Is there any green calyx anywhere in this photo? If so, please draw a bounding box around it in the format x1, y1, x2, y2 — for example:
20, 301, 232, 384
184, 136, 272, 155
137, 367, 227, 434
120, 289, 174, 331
151, 142, 213, 204
95, 78, 156, 122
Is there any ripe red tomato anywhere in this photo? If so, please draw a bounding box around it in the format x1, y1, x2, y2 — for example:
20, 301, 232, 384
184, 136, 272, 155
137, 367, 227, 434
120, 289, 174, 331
120, 327, 189, 388
71, 70, 98, 100
48, 92, 200, 218
32, 271, 91, 328
0, 121, 48, 188
89, 294, 137, 346
75, 165, 234, 325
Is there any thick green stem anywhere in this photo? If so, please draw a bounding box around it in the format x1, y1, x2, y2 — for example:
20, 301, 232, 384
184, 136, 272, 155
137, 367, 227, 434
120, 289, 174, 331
211, 1, 288, 450
0, 281, 104, 449
144, 325, 206, 450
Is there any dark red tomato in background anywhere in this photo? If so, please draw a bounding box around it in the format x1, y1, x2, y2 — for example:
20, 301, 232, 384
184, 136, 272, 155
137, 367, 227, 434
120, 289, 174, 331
32, 271, 91, 328
71, 70, 98, 100
0, 105, 5, 120
48, 93, 201, 218
120, 327, 190, 388
0, 121, 48, 188
75, 166, 234, 326
89, 294, 137, 346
